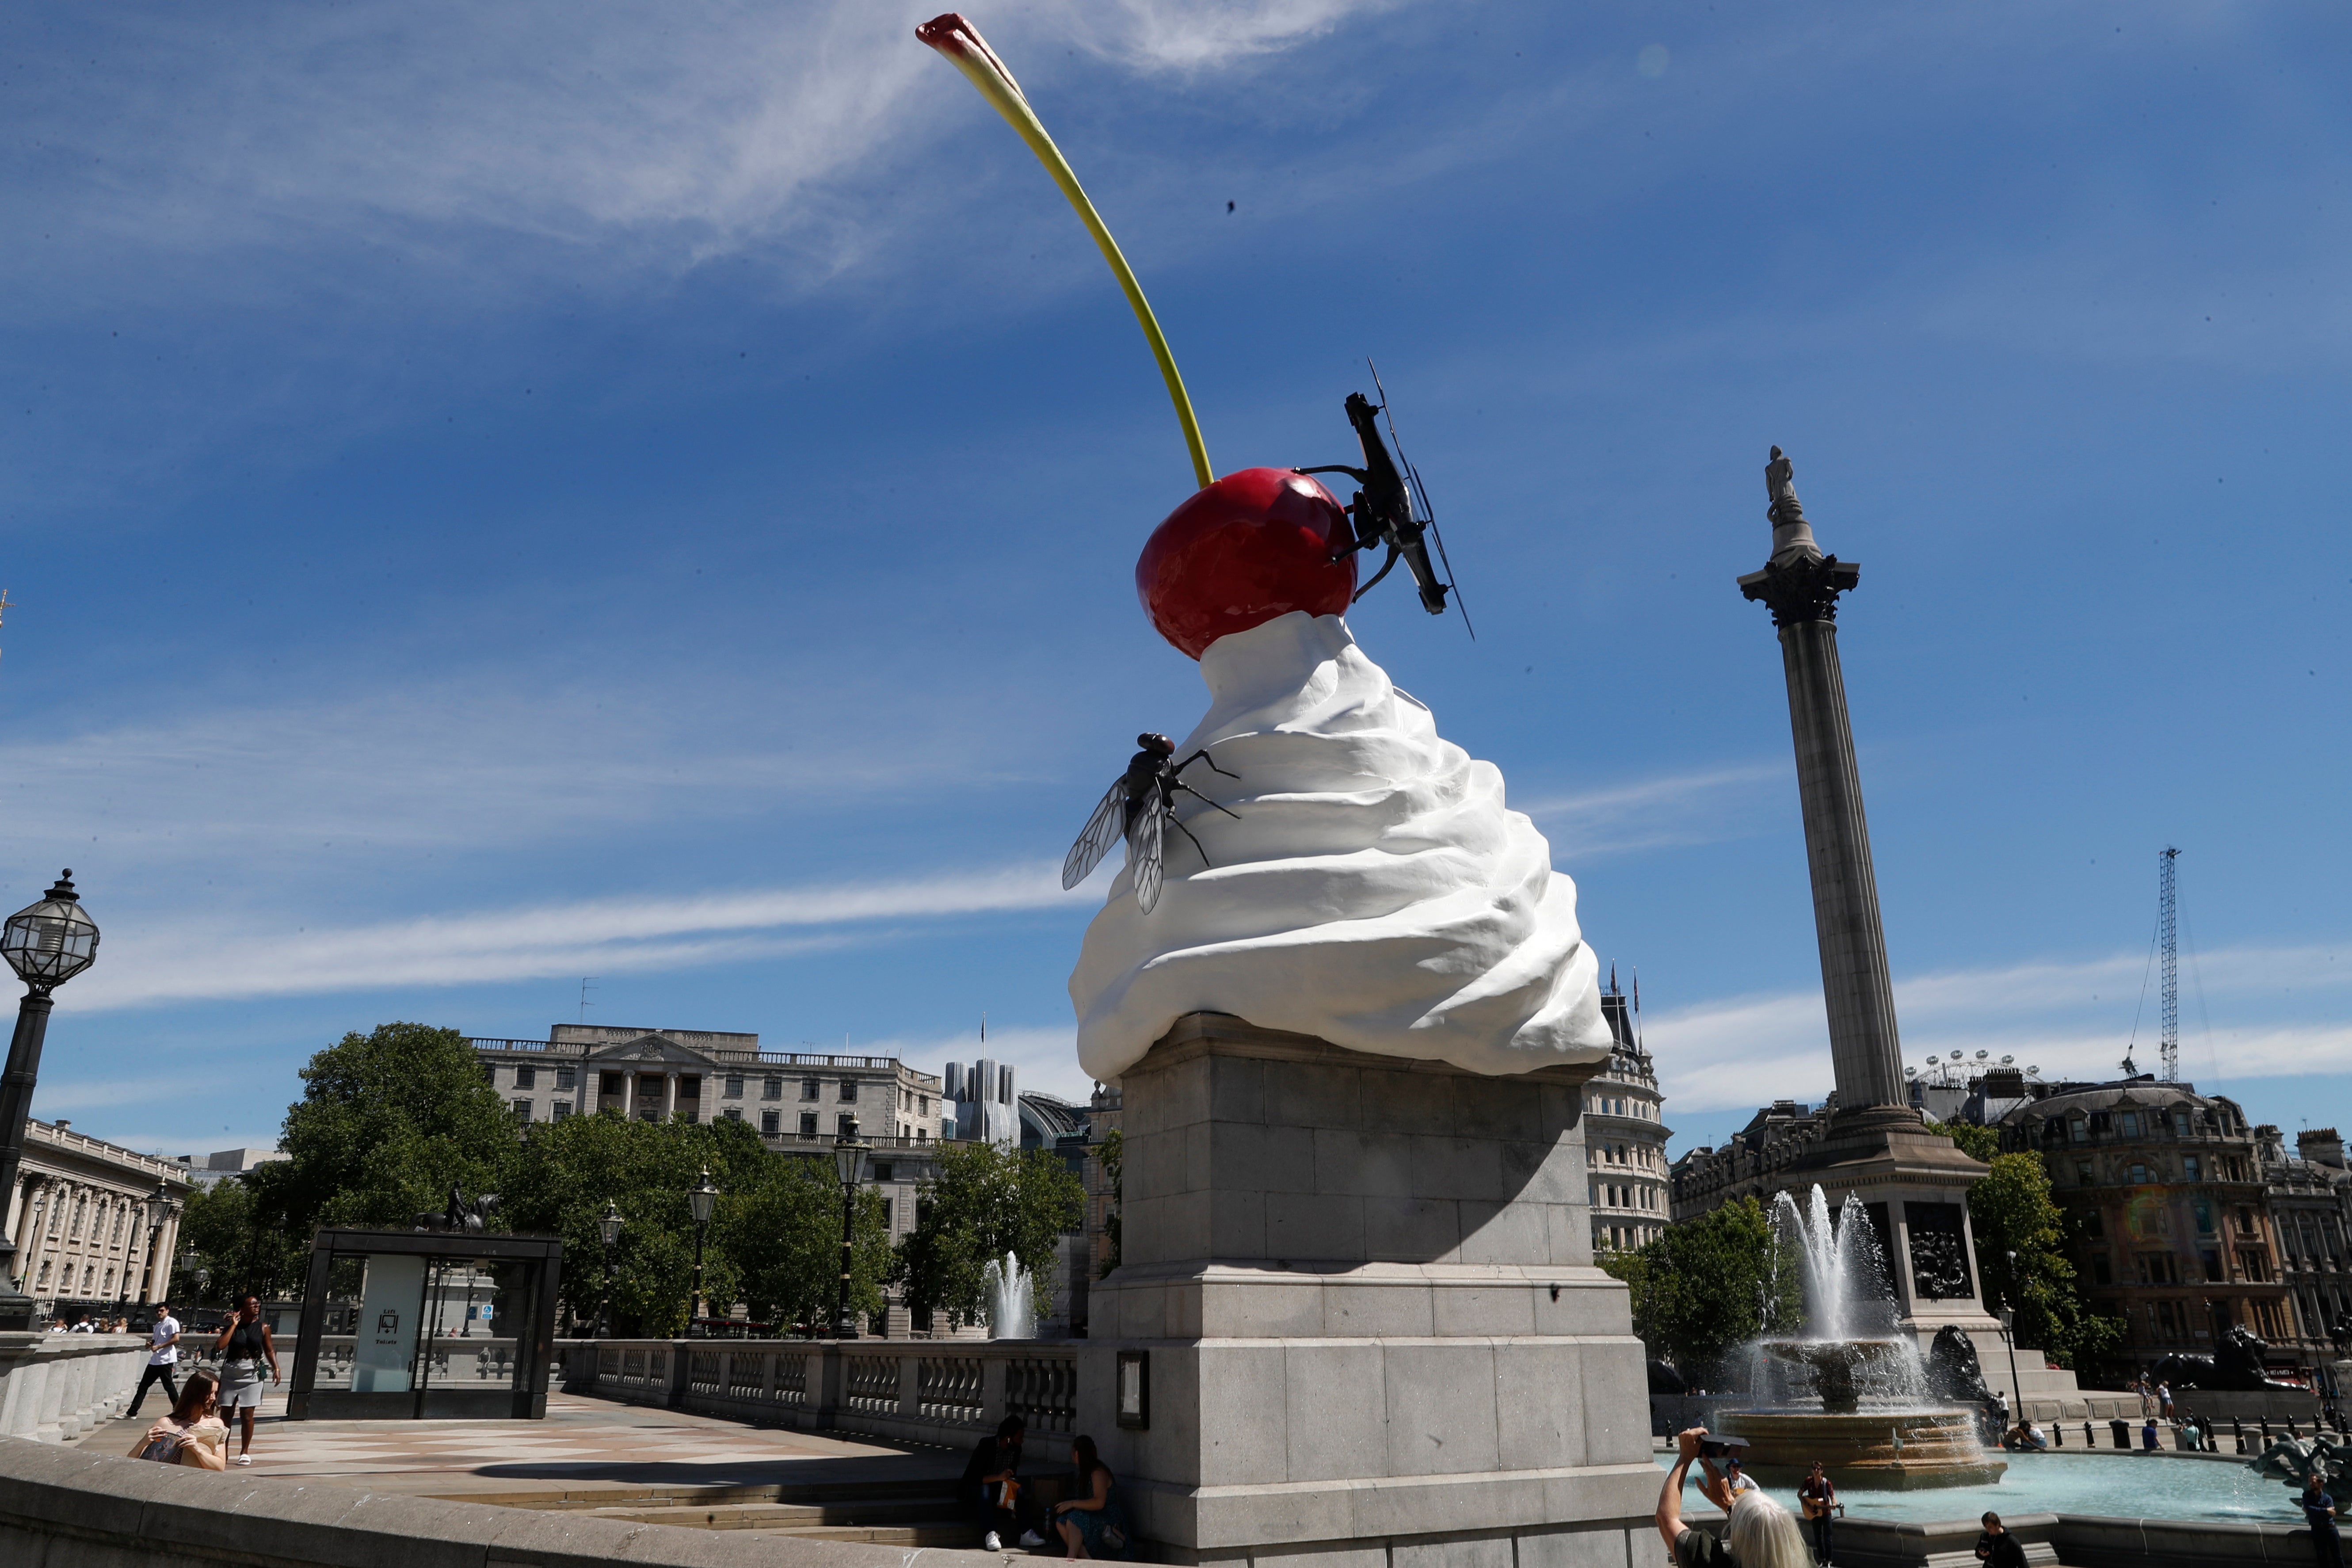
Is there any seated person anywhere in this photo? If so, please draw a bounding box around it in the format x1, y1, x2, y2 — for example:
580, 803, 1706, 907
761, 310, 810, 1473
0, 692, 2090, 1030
1050, 1435, 1130, 1560
958, 1414, 1043, 1551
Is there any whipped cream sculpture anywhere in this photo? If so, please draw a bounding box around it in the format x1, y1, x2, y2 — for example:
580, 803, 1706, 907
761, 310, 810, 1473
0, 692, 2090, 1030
911, 15, 1612, 1079
1070, 610, 1615, 1081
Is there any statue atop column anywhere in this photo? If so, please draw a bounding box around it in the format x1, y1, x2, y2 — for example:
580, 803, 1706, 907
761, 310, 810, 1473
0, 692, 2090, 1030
1764, 445, 1822, 566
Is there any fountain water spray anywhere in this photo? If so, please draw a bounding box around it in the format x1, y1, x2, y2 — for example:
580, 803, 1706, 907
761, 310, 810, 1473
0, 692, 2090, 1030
984, 1252, 1035, 1340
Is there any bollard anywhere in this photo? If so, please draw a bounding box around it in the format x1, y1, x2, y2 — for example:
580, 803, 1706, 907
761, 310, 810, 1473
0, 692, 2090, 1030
2085, 1421, 2096, 1448
2261, 1419, 2273, 1442
2290, 1419, 2302, 1440
2110, 1418, 2132, 1450
2235, 1418, 2247, 1455
2052, 1421, 2063, 1448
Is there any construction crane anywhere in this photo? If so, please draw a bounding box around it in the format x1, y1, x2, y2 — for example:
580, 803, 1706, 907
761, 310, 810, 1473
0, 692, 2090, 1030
2159, 846, 2181, 1082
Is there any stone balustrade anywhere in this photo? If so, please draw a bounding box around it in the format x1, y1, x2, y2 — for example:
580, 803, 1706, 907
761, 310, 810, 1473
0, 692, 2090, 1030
555, 1337, 1077, 1450
0, 1333, 155, 1441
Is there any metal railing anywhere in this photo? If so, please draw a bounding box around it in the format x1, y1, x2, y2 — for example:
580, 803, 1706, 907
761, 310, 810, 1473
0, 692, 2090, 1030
466, 1038, 933, 1078
556, 1337, 1077, 1449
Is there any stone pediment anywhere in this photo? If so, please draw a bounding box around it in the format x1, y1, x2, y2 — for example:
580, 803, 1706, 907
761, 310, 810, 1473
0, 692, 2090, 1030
584, 1033, 717, 1067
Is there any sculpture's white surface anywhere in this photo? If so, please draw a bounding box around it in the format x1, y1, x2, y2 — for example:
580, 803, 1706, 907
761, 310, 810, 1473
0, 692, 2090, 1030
1069, 611, 1614, 1081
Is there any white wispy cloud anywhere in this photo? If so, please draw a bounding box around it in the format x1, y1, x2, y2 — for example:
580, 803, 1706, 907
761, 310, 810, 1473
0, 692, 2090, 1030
1645, 942, 2352, 1116
1522, 762, 1784, 858
76, 863, 1070, 1011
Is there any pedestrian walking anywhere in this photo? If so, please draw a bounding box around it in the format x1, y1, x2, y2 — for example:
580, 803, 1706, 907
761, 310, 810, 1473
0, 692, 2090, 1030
124, 1302, 183, 1418
2305, 1472, 2343, 1568
212, 1295, 280, 1467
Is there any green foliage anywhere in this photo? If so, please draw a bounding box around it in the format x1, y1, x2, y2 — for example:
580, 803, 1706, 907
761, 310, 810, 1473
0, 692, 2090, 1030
169, 1179, 278, 1307
251, 1022, 518, 1265
1606, 1196, 1800, 1377
1927, 1120, 2128, 1372
1094, 1128, 1122, 1279
896, 1140, 1084, 1327
500, 1110, 893, 1336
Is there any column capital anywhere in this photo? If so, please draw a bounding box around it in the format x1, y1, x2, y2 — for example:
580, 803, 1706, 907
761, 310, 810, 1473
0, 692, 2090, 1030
1738, 553, 1861, 629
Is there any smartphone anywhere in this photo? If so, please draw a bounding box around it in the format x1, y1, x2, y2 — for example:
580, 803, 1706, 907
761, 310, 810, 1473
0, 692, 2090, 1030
1698, 1439, 1742, 1459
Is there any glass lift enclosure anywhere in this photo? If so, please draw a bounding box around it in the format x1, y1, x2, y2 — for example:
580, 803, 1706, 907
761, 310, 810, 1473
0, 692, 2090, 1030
287, 1227, 563, 1420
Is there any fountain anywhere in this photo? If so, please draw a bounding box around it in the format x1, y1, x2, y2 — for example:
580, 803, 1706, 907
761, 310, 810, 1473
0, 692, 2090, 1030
1718, 1186, 2005, 1490
983, 1252, 1034, 1340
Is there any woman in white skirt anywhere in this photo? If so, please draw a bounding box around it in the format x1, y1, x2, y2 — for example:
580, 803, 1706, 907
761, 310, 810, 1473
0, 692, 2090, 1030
212, 1295, 281, 1465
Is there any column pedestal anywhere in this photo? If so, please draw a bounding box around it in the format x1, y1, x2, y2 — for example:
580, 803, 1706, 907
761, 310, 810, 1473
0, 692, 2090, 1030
1078, 1014, 1657, 1568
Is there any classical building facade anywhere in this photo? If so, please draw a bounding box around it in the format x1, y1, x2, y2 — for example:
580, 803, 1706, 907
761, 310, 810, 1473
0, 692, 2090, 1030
5, 1119, 193, 1318
1586, 978, 1670, 1252
1985, 1075, 2294, 1368
470, 1026, 945, 1144
2258, 1125, 2352, 1367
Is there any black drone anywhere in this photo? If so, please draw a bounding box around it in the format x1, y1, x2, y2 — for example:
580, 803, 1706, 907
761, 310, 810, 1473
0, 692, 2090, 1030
1063, 733, 1239, 913
1296, 364, 1470, 634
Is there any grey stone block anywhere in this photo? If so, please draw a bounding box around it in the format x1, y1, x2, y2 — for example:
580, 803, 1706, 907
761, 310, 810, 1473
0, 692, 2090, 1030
1208, 1055, 1265, 1125
1321, 1279, 1435, 1337
1363, 1198, 1461, 1261
1264, 1059, 1357, 1130
1493, 1342, 1586, 1469
1531, 1276, 1627, 1339
1518, 1523, 1636, 1568
1455, 1079, 1541, 1144
1431, 1285, 1536, 1339
1357, 1065, 1441, 1135
1264, 1193, 1364, 1263
1384, 1342, 1499, 1476
1280, 1342, 1388, 1483
1413, 1135, 1502, 1203
1208, 1186, 1268, 1259
1244, 1541, 1387, 1568
1393, 1533, 1516, 1568
1576, 1341, 1651, 1464
1199, 1280, 1322, 1339
1211, 1121, 1315, 1196
1197, 1344, 1288, 1487
1456, 1198, 1551, 1266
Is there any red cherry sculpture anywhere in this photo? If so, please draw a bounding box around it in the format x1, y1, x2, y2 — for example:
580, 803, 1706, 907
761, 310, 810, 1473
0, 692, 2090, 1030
1135, 467, 1356, 659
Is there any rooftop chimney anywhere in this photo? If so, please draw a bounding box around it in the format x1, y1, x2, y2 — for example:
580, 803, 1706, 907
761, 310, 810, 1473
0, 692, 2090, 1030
2299, 1128, 2345, 1170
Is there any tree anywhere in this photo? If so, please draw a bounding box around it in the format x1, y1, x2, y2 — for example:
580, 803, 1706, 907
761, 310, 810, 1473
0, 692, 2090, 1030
1601, 1196, 1800, 1381
249, 1022, 518, 1270
499, 1111, 893, 1336
171, 1179, 271, 1308
1094, 1128, 1122, 1279
896, 1141, 1084, 1328
1927, 1119, 2126, 1371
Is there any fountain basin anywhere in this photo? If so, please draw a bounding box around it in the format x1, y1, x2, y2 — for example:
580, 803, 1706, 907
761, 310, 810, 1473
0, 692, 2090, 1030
1717, 1408, 2007, 1491
1757, 1336, 1913, 1414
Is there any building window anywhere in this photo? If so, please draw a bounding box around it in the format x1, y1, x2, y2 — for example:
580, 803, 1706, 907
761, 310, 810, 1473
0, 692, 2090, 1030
2078, 1162, 2095, 1185
110, 1208, 125, 1244
763, 1076, 783, 1100
882, 1198, 895, 1229
839, 1080, 858, 1103
679, 1076, 701, 1100
103, 1269, 115, 1295
680, 1106, 699, 1124
553, 1101, 573, 1121
2119, 1111, 2140, 1137
601, 1071, 624, 1097
725, 1075, 744, 1099
2091, 1254, 2112, 1286
919, 1095, 930, 1115
761, 1110, 780, 1135
918, 1127, 928, 1141
637, 1105, 660, 1123
723, 1106, 742, 1122
2129, 1163, 2149, 1184
837, 1114, 857, 1137
2173, 1110, 2191, 1136
2070, 1117, 2088, 1144
34, 1262, 48, 1286
2238, 1207, 2259, 1236
800, 1113, 818, 1137
2184, 1156, 2201, 1182
801, 1078, 820, 1101
517, 1065, 537, 1090
2194, 1199, 2215, 1235
557, 1066, 576, 1090
482, 1063, 498, 1084
513, 1099, 534, 1122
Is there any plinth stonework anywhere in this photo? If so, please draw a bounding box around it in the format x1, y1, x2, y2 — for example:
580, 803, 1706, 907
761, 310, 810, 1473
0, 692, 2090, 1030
1077, 1013, 1657, 1568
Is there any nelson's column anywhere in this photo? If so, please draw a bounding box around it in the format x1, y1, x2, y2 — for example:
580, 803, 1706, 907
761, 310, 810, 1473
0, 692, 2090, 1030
1736, 448, 2002, 1351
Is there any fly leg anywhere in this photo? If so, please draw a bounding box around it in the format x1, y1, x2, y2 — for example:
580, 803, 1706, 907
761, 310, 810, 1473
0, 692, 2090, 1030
1174, 749, 1238, 781
1165, 809, 1216, 871
1172, 779, 1241, 820
1352, 542, 1403, 603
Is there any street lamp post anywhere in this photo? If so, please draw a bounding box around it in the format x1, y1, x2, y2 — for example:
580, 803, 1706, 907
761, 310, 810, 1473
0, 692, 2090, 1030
0, 872, 100, 1330
831, 1124, 869, 1340
686, 1169, 718, 1337
1998, 1248, 2025, 1423
595, 1201, 623, 1338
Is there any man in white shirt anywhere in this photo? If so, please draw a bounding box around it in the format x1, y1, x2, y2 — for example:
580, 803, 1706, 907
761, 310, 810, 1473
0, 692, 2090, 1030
125, 1304, 182, 1417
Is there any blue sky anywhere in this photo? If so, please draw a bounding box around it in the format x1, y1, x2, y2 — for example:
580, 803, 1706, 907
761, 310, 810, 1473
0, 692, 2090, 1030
1, 1, 2345, 1162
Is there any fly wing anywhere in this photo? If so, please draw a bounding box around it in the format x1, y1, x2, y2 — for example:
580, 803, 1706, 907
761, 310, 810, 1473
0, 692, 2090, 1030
1063, 779, 1129, 890
1131, 798, 1165, 914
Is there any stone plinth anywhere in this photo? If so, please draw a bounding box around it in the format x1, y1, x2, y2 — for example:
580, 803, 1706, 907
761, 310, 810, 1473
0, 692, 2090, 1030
1078, 1013, 1658, 1568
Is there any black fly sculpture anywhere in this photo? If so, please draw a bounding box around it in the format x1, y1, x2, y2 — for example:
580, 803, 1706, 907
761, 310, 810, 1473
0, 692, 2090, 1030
1296, 362, 1471, 636
1063, 733, 1239, 914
